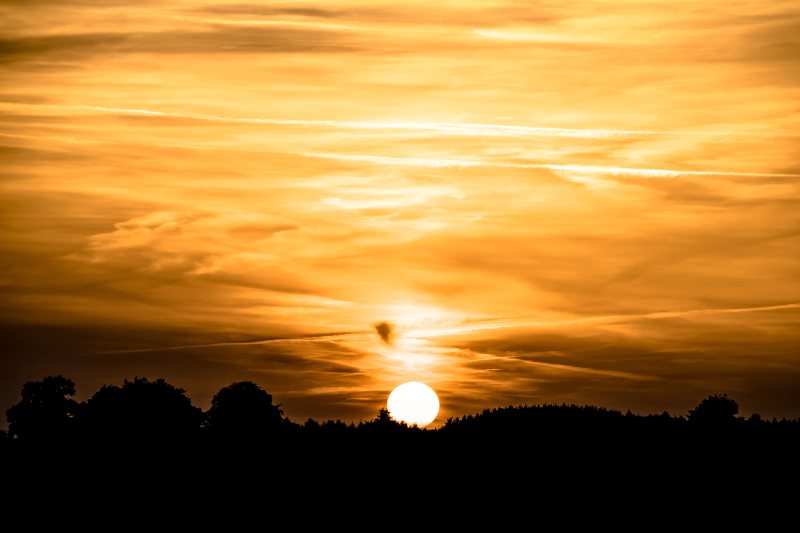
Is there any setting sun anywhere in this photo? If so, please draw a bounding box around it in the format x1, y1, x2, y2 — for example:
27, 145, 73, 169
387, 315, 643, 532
387, 382, 440, 427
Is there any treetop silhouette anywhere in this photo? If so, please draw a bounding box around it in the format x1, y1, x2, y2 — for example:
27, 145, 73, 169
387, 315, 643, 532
688, 393, 739, 426
80, 377, 202, 443
6, 375, 77, 442
206, 381, 284, 440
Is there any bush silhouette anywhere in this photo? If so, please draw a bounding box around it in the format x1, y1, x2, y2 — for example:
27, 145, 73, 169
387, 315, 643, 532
205, 381, 283, 440
6, 375, 78, 442
688, 394, 739, 427
80, 377, 202, 443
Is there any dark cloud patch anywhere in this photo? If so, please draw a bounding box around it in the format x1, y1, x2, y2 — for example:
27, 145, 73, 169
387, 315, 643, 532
0, 33, 127, 64
373, 321, 394, 345
0, 113, 70, 124
739, 14, 800, 64
191, 3, 556, 25
630, 178, 732, 204
0, 144, 84, 163
195, 4, 343, 19
691, 12, 800, 83
0, 27, 359, 65
0, 0, 149, 4
0, 93, 52, 104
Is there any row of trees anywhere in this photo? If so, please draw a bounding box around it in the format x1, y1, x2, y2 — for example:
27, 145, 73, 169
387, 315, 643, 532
4, 376, 287, 444
440, 398, 799, 434
2, 375, 798, 447
2, 375, 414, 445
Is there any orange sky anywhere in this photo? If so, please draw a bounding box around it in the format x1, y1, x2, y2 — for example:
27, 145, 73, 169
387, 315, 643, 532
1, 0, 799, 423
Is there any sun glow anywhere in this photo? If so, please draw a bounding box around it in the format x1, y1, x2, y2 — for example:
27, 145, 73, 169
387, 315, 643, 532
387, 382, 440, 427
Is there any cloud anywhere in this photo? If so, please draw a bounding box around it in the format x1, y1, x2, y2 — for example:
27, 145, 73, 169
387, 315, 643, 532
298, 151, 800, 179
0, 33, 126, 64
194, 5, 343, 19
79, 210, 298, 274
374, 321, 395, 345
0, 27, 358, 64
189, 3, 557, 27
3, 102, 728, 140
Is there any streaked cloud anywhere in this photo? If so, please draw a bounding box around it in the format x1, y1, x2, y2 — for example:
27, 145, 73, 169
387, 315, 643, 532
298, 151, 800, 179
8, 102, 774, 139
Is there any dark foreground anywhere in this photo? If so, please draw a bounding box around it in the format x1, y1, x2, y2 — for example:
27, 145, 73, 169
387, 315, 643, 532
4, 424, 798, 520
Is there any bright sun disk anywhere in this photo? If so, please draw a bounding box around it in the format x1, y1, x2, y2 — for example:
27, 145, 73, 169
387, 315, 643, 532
387, 382, 440, 427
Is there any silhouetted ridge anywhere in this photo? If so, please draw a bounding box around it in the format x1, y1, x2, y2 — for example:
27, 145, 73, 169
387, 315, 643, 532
442, 404, 626, 432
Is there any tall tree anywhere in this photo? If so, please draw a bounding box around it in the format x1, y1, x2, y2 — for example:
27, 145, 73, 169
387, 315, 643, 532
688, 394, 739, 426
206, 381, 283, 439
6, 375, 78, 442
80, 377, 202, 443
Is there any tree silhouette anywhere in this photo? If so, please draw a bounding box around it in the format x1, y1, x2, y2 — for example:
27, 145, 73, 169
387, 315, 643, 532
358, 407, 410, 433
6, 375, 78, 442
320, 419, 350, 433
304, 418, 321, 432
688, 394, 739, 427
80, 377, 202, 443
205, 381, 283, 440
375, 407, 393, 424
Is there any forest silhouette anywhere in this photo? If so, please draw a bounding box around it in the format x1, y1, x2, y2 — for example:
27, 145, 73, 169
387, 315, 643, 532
4, 375, 798, 450
3, 375, 799, 510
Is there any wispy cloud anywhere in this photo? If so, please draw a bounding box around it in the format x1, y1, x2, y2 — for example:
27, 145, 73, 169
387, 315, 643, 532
5, 102, 791, 140
171, 15, 368, 32
6, 102, 797, 141
422, 302, 800, 337
298, 151, 800, 179
95, 331, 368, 355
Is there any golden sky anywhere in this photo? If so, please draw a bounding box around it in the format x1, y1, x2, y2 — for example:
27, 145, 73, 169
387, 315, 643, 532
1, 0, 799, 423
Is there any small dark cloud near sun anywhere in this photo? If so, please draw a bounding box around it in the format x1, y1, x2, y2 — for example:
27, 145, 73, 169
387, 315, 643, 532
374, 321, 395, 345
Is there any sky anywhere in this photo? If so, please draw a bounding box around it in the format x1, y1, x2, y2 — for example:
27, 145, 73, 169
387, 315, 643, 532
1, 0, 799, 425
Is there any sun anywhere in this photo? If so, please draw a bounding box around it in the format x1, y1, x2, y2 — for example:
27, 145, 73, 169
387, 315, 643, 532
387, 382, 440, 427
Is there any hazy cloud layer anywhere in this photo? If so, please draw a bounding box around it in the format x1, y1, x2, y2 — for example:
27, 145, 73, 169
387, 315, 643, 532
1, 1, 798, 423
